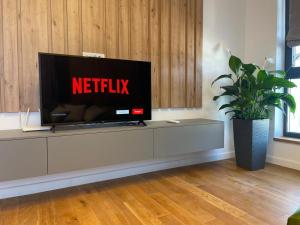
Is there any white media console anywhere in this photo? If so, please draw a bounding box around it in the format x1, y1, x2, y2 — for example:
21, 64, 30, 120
0, 118, 224, 198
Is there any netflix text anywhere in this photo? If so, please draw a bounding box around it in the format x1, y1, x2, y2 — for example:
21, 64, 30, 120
72, 77, 129, 95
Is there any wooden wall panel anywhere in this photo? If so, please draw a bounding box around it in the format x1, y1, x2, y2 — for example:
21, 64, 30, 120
82, 0, 106, 54
160, 0, 170, 108
170, 0, 186, 108
50, 0, 66, 53
150, 0, 160, 108
186, 0, 195, 107
130, 0, 149, 61
105, 0, 119, 58
195, 0, 203, 107
19, 0, 49, 111
2, 0, 20, 111
66, 0, 82, 55
0, 0, 203, 112
0, 0, 4, 111
118, 0, 130, 59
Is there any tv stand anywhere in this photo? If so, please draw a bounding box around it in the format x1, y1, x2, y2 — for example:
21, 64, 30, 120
48, 120, 147, 132
51, 125, 56, 133
0, 118, 224, 198
138, 120, 147, 126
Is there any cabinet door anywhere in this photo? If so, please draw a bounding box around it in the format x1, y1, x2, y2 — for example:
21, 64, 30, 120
48, 129, 154, 174
154, 123, 224, 158
0, 138, 47, 181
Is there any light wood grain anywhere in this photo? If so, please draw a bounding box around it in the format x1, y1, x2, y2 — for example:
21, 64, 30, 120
0, 0, 203, 111
195, 0, 203, 107
0, 159, 299, 225
2, 0, 20, 112
105, 0, 119, 58
118, 0, 130, 59
66, 0, 82, 55
150, 0, 160, 108
82, 0, 106, 54
186, 0, 196, 107
19, 0, 49, 111
0, 0, 3, 111
50, 0, 66, 54
160, 0, 171, 107
130, 0, 149, 61
170, 0, 186, 108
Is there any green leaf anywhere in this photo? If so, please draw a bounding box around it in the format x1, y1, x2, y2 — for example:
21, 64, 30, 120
261, 93, 282, 105
242, 63, 257, 76
212, 54, 296, 119
229, 55, 242, 74
262, 75, 274, 89
211, 74, 233, 86
241, 79, 249, 89
264, 93, 297, 113
272, 77, 297, 88
247, 75, 257, 89
257, 70, 268, 84
219, 104, 233, 110
225, 110, 242, 115
220, 85, 239, 95
269, 70, 286, 77
281, 94, 296, 113
212, 91, 233, 101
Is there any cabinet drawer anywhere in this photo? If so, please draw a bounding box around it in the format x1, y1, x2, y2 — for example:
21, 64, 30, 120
48, 129, 154, 174
154, 123, 224, 158
0, 138, 47, 182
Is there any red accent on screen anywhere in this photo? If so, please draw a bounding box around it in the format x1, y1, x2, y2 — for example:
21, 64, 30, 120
132, 108, 144, 115
72, 77, 129, 95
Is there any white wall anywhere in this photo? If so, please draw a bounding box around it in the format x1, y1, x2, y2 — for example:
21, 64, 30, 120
244, 0, 277, 65
244, 0, 300, 171
0, 0, 248, 156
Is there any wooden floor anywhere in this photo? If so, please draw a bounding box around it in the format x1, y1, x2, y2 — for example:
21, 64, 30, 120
1, 159, 300, 225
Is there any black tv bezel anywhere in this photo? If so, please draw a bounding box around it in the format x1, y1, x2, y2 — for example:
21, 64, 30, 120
38, 52, 152, 126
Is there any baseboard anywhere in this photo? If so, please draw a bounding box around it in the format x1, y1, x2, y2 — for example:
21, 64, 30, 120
0, 150, 234, 199
267, 155, 300, 171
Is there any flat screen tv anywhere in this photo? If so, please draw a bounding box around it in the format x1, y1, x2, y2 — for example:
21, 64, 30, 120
39, 53, 151, 126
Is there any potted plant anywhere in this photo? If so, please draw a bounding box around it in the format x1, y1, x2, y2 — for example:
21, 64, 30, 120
212, 55, 297, 170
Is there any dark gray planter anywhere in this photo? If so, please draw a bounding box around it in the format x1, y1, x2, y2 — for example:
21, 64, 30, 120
233, 119, 269, 171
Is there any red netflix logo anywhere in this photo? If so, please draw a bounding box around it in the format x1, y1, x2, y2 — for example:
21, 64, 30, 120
72, 77, 129, 95
132, 108, 144, 115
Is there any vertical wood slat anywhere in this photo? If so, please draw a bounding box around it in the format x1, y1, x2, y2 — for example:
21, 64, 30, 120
105, 0, 119, 58
130, 0, 149, 61
19, 0, 49, 111
170, 0, 186, 108
118, 0, 130, 59
0, 0, 203, 112
150, 0, 160, 108
66, 0, 82, 55
82, 0, 106, 54
2, 0, 20, 111
160, 0, 170, 108
0, 0, 4, 111
50, 0, 66, 54
195, 0, 203, 107
17, 0, 23, 111
186, 0, 195, 107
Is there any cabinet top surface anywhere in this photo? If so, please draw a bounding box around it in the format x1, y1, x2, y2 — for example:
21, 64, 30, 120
0, 118, 224, 141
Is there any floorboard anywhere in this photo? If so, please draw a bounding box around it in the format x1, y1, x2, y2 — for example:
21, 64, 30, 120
0, 159, 299, 225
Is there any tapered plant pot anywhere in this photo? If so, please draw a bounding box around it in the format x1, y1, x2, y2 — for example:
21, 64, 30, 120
233, 119, 270, 171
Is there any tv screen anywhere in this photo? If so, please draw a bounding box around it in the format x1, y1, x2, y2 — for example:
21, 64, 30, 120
39, 53, 151, 126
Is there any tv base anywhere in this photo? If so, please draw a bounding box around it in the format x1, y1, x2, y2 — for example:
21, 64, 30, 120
138, 120, 147, 126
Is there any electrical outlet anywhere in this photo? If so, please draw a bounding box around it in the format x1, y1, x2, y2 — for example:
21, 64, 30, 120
82, 52, 105, 58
